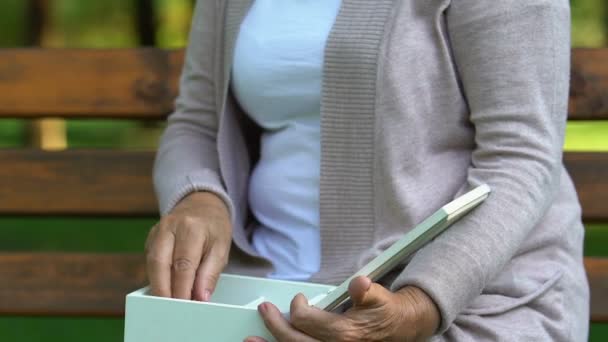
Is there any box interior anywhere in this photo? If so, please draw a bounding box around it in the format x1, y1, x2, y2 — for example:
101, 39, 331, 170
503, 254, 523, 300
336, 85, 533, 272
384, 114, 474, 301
135, 274, 336, 313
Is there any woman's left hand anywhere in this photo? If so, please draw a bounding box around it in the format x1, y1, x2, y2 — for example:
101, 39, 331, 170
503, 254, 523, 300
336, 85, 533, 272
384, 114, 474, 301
244, 276, 440, 342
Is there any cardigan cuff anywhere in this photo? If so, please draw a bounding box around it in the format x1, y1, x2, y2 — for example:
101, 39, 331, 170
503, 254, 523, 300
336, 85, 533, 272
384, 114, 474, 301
158, 169, 235, 223
390, 240, 482, 335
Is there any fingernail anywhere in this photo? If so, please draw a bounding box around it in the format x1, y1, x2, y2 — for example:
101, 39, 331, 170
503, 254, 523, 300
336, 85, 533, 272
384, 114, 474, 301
258, 303, 268, 314
203, 290, 211, 302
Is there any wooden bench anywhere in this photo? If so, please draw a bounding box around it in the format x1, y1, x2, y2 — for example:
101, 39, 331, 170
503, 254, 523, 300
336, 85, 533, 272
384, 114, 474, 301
0, 48, 606, 322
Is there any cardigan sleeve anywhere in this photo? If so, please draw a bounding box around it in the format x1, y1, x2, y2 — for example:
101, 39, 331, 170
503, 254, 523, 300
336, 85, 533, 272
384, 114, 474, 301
390, 0, 571, 333
153, 0, 234, 218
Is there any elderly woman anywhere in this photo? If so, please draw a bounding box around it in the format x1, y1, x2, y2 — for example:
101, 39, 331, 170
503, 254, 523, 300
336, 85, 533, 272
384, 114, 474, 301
146, 0, 589, 340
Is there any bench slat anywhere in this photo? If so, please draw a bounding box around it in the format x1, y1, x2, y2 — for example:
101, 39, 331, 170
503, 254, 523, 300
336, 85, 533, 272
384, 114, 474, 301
0, 253, 146, 316
563, 152, 608, 222
0, 253, 605, 321
0, 150, 606, 220
0, 48, 606, 119
0, 49, 182, 119
586, 257, 608, 323
0, 150, 157, 216
569, 48, 608, 120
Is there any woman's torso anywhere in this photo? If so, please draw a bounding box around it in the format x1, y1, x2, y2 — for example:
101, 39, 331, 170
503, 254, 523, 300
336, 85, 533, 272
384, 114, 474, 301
218, 2, 587, 338
159, 0, 588, 338
231, 0, 341, 280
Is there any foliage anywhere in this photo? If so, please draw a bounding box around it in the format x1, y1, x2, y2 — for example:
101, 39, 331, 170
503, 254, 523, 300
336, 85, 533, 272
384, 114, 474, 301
571, 0, 607, 46
0, 0, 26, 46
0, 0, 194, 48
45, 0, 137, 47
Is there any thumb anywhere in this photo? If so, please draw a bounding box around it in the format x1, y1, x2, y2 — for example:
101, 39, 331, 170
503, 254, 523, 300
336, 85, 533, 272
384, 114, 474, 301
348, 276, 393, 307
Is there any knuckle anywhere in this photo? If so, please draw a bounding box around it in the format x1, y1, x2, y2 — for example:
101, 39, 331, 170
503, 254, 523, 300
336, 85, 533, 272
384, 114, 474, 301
146, 251, 167, 266
172, 257, 194, 272
289, 307, 308, 326
180, 215, 199, 228
184, 221, 204, 238
158, 215, 174, 228
203, 271, 220, 285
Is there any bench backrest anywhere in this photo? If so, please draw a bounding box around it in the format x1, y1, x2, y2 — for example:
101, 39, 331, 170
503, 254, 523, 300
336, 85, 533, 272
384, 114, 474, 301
0, 48, 606, 322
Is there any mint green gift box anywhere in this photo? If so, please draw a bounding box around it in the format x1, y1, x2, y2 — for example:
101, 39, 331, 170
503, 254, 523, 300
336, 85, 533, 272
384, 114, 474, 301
124, 274, 335, 342
125, 185, 491, 341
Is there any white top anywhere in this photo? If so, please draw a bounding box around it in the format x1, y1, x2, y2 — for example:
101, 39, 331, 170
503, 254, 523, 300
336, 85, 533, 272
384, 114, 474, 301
232, 0, 341, 280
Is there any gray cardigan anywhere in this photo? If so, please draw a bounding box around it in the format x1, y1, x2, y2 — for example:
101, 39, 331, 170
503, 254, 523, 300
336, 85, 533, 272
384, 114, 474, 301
154, 0, 588, 339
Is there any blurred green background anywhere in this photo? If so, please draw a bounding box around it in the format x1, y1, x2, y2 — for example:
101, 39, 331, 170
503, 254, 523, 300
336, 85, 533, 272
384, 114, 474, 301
0, 0, 606, 341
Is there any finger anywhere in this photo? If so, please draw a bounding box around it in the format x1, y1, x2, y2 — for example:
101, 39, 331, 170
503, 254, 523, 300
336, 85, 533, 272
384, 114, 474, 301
348, 276, 392, 307
289, 294, 347, 341
146, 225, 174, 297
243, 337, 268, 342
171, 221, 205, 299
144, 224, 158, 253
193, 243, 229, 301
259, 302, 318, 342
348, 275, 372, 305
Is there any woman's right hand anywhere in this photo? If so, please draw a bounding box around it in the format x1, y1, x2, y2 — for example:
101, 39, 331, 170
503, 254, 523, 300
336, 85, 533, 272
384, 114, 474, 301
145, 191, 232, 301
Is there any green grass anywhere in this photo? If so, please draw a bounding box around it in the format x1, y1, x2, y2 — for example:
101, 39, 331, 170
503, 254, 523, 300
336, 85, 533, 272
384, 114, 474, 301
0, 119, 27, 148
0, 217, 155, 252
0, 317, 124, 342
1, 314, 606, 342
0, 119, 163, 150
0, 217, 155, 342
565, 122, 608, 151
585, 224, 608, 257
67, 120, 163, 150
591, 324, 608, 342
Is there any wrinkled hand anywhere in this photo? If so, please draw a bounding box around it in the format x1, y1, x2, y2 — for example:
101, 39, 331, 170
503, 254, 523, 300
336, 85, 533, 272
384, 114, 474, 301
245, 276, 439, 342
145, 191, 232, 301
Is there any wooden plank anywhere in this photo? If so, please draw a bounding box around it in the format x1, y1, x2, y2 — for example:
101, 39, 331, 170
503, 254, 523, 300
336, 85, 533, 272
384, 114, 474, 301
0, 150, 605, 220
0, 253, 603, 320
586, 257, 608, 323
0, 150, 157, 216
0, 48, 606, 119
563, 152, 608, 222
569, 48, 608, 120
0, 253, 146, 316
0, 49, 183, 119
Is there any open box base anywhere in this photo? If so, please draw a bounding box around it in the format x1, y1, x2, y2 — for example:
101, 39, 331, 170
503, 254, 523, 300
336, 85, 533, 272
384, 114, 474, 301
124, 273, 335, 342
